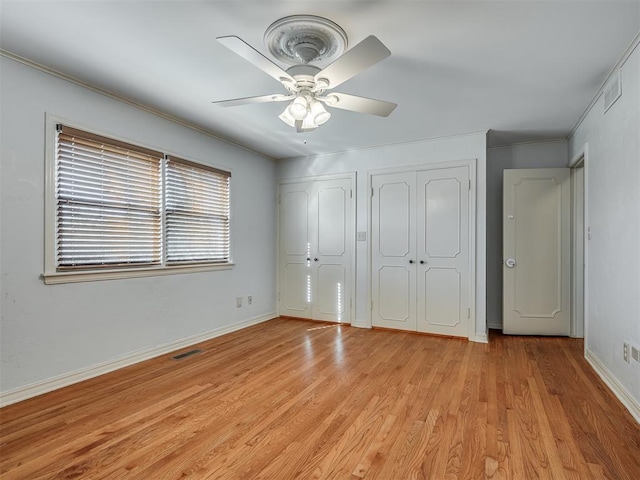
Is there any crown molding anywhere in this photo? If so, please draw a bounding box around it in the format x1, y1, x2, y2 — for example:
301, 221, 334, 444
0, 49, 276, 162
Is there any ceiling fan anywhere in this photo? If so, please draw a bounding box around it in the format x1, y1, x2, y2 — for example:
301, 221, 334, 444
213, 15, 397, 132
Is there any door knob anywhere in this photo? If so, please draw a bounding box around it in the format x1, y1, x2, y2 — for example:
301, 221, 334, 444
409, 260, 414, 264
505, 258, 516, 268
314, 258, 318, 262
420, 260, 425, 264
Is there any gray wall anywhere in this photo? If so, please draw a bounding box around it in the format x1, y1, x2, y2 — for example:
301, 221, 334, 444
0, 57, 278, 399
569, 40, 640, 416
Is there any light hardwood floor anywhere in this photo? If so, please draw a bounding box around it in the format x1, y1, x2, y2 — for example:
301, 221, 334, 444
1, 318, 639, 479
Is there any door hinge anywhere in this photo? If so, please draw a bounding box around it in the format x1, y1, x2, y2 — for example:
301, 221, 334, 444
371, 300, 374, 310
467, 308, 471, 319
468, 180, 471, 190
277, 194, 280, 204
371, 187, 374, 197
350, 189, 353, 198
277, 292, 280, 301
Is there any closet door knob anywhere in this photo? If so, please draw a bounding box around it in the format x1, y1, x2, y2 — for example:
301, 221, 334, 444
409, 260, 414, 264
420, 260, 425, 264
314, 258, 319, 262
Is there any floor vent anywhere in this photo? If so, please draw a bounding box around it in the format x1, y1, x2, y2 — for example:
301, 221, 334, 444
172, 349, 203, 360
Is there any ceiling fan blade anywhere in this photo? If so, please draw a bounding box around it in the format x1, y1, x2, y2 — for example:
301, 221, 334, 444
212, 94, 293, 107
323, 93, 397, 117
217, 35, 295, 84
315, 36, 390, 89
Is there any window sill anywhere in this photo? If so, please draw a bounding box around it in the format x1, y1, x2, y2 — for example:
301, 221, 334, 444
42, 263, 234, 285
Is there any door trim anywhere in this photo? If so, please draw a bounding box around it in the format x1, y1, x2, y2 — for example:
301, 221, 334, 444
367, 159, 477, 340
569, 144, 589, 341
277, 172, 356, 323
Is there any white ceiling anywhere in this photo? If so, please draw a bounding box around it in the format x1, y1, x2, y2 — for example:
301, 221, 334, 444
1, 1, 639, 160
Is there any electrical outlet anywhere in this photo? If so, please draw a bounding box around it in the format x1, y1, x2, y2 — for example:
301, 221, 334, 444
623, 342, 630, 363
632, 345, 640, 363
236, 297, 242, 308
248, 295, 252, 305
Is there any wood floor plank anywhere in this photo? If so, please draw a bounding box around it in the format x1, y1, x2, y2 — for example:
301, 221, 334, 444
529, 353, 593, 480
1, 319, 639, 480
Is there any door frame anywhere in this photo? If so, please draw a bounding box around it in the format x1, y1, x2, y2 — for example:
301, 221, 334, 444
569, 144, 589, 340
277, 172, 357, 323
367, 159, 477, 340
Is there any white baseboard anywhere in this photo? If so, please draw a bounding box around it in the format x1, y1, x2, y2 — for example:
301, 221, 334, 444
585, 349, 640, 424
0, 312, 277, 408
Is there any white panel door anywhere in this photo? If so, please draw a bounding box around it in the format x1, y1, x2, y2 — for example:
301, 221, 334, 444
278, 177, 353, 323
312, 179, 352, 322
371, 172, 417, 331
278, 182, 313, 319
503, 168, 571, 335
372, 166, 471, 337
416, 167, 470, 337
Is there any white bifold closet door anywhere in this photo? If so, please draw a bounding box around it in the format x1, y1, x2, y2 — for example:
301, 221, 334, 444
371, 166, 471, 337
278, 177, 353, 323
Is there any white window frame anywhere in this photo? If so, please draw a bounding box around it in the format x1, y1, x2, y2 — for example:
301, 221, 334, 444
43, 115, 233, 284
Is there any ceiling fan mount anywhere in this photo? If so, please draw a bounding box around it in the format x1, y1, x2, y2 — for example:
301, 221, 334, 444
214, 15, 397, 132
264, 15, 348, 67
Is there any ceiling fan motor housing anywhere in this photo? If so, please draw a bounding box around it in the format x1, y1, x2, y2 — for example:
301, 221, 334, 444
281, 65, 325, 94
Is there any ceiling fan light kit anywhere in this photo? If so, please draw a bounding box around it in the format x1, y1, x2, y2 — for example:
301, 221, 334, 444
214, 15, 397, 132
278, 97, 331, 130
288, 95, 309, 120
310, 100, 331, 125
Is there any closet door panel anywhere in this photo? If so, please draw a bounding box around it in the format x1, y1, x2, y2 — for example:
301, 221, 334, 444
371, 172, 417, 331
416, 167, 470, 337
424, 177, 461, 258
312, 179, 352, 322
422, 267, 462, 328
281, 189, 310, 255
377, 266, 412, 323
281, 263, 312, 314
315, 263, 347, 320
317, 186, 346, 256
378, 181, 411, 257
278, 183, 312, 318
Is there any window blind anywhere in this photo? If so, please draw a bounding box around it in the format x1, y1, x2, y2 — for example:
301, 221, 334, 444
165, 156, 230, 264
56, 125, 163, 269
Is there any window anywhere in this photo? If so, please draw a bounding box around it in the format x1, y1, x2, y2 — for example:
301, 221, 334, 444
44, 122, 231, 284
165, 157, 230, 264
